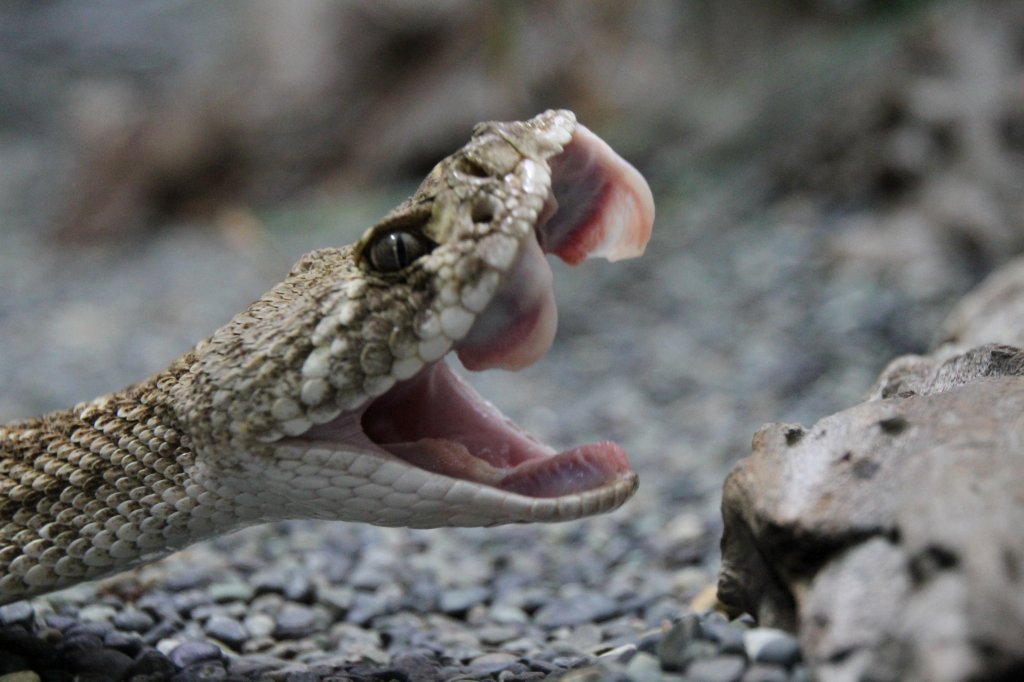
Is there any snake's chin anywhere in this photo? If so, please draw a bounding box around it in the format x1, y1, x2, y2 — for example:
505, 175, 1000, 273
288, 118, 652, 501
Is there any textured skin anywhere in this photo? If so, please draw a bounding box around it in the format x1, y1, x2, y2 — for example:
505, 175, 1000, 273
0, 110, 639, 604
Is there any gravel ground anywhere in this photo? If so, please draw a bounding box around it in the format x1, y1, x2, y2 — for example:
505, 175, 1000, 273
0, 178, 961, 682
1, 3, 1022, 680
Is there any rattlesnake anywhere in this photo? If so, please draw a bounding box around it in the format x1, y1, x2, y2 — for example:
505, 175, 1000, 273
0, 110, 654, 604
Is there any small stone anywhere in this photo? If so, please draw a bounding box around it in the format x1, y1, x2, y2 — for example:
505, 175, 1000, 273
0, 603, 33, 628
228, 654, 289, 677
743, 628, 801, 666
685, 654, 747, 682
163, 570, 211, 591
468, 652, 519, 675
656, 614, 707, 670
533, 595, 619, 628
556, 665, 615, 682
285, 672, 320, 682
43, 615, 76, 632
439, 586, 490, 615
243, 613, 275, 639
0, 672, 41, 682
345, 593, 389, 625
0, 627, 60, 661
102, 629, 144, 657
204, 615, 248, 650
703, 619, 746, 654
489, 603, 529, 625
624, 651, 662, 680
317, 586, 354, 614
143, 620, 183, 646
171, 589, 209, 616
741, 662, 790, 682
661, 640, 718, 673
112, 608, 155, 633
389, 652, 443, 680
208, 581, 256, 604
477, 624, 521, 646
57, 633, 104, 654
273, 605, 319, 639
168, 640, 225, 668
60, 648, 134, 678
77, 605, 116, 623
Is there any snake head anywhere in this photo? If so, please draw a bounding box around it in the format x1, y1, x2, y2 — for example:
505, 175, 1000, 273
187, 110, 654, 528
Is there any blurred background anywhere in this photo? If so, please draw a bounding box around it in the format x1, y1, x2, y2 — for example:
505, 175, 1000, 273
1, 0, 1023, 594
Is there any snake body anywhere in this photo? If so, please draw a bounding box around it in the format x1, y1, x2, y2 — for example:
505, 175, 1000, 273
0, 110, 654, 604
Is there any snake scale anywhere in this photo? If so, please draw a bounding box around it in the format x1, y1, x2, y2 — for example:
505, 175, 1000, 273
0, 110, 655, 604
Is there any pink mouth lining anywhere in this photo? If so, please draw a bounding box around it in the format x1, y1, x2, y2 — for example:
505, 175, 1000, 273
361, 362, 632, 498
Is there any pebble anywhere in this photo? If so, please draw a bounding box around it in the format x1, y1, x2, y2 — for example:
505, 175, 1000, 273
741, 662, 790, 682
168, 639, 225, 668
624, 651, 663, 680
76, 604, 115, 623
204, 614, 248, 650
686, 654, 747, 682
439, 586, 491, 615
209, 580, 256, 604
703, 619, 747, 654
113, 608, 155, 632
743, 628, 802, 666
0, 604, 33, 628
533, 595, 619, 628
0, 667, 40, 679
656, 614, 707, 671
243, 613, 275, 639
59, 648, 134, 679
273, 604, 320, 639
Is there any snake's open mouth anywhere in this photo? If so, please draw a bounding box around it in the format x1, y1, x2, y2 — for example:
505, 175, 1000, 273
299, 120, 653, 503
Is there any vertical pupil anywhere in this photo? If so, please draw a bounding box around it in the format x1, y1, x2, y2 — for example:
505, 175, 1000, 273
390, 233, 407, 266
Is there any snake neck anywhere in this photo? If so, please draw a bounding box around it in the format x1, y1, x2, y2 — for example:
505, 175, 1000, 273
0, 358, 223, 602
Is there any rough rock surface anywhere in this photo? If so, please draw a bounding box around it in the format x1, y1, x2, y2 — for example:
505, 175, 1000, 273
718, 258, 1024, 682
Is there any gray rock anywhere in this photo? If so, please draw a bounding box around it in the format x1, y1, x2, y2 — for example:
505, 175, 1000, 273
438, 586, 490, 615
60, 647, 134, 678
208, 581, 256, 604
273, 604, 320, 639
624, 651, 663, 680
740, 663, 789, 682
720, 335, 1024, 678
0, 603, 33, 628
685, 654, 747, 682
656, 614, 707, 671
243, 613, 275, 639
742, 629, 800, 666
702, 620, 745, 654
203, 614, 248, 650
168, 640, 225, 668
112, 608, 155, 633
533, 595, 619, 628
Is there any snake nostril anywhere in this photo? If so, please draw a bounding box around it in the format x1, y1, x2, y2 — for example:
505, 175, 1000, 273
471, 197, 498, 224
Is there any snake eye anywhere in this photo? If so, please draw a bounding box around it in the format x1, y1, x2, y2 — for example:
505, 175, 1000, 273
366, 230, 435, 272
